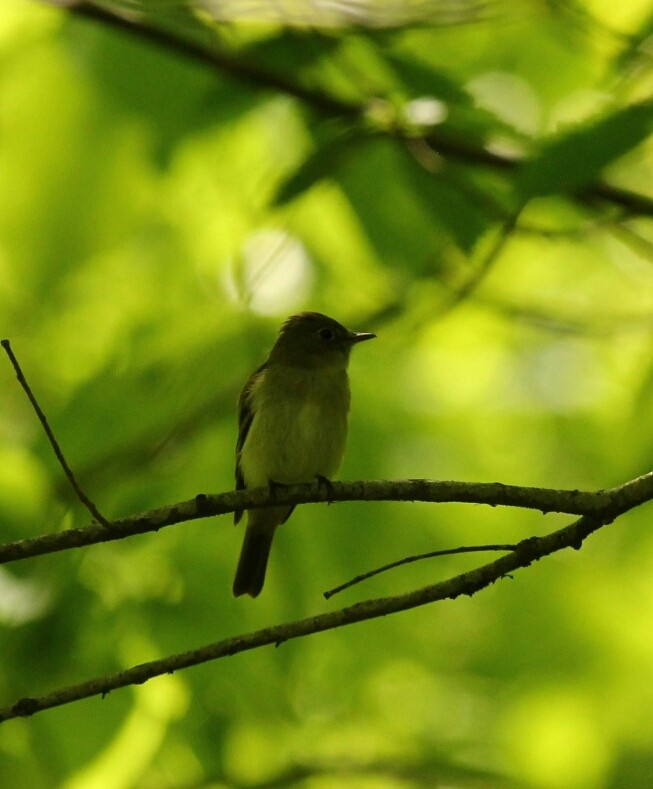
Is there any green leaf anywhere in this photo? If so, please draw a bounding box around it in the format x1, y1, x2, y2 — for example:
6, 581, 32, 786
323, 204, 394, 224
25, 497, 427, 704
238, 29, 343, 72
517, 101, 653, 198
273, 131, 371, 205
384, 53, 472, 105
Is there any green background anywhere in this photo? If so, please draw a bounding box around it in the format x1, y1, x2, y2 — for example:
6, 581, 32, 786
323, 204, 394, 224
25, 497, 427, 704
3, 1, 653, 786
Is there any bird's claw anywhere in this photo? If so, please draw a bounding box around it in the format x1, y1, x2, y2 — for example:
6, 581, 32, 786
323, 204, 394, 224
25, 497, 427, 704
268, 478, 288, 502
316, 474, 335, 504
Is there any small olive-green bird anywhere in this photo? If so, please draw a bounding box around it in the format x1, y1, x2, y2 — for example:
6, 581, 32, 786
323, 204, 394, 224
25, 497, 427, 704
233, 312, 376, 598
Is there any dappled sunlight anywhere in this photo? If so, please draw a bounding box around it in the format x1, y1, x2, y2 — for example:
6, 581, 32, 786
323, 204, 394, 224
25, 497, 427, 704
0, 445, 50, 521
78, 542, 184, 608
364, 658, 484, 745
65, 673, 188, 789
4, 0, 653, 786
549, 89, 613, 130
222, 228, 314, 314
0, 568, 52, 626
467, 72, 543, 135
403, 312, 514, 411
584, 0, 653, 32
500, 686, 610, 788
224, 721, 296, 785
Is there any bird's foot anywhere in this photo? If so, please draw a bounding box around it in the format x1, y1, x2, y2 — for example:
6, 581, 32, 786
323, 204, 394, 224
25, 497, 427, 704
268, 478, 288, 502
316, 474, 335, 504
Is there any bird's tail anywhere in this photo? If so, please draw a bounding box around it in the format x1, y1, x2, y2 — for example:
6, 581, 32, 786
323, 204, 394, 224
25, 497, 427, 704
232, 521, 277, 598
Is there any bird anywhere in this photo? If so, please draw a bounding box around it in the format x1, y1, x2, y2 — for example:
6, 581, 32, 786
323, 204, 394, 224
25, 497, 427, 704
232, 312, 376, 598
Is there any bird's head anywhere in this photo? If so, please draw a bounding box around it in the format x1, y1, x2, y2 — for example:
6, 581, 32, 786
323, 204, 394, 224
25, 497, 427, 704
269, 312, 375, 369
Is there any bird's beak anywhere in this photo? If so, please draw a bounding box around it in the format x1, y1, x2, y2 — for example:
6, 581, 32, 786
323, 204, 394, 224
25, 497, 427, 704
348, 331, 376, 344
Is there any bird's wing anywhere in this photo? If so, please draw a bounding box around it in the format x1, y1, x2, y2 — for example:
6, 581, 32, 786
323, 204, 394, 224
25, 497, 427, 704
234, 363, 266, 524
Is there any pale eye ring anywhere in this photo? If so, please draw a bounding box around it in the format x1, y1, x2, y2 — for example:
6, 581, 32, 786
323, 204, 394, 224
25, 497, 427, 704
318, 327, 335, 340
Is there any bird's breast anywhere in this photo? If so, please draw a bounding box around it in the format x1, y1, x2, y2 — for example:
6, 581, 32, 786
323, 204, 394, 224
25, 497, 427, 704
240, 367, 351, 487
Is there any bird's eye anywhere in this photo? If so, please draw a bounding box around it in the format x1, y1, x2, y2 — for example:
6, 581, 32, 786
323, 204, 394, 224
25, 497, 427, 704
318, 327, 335, 340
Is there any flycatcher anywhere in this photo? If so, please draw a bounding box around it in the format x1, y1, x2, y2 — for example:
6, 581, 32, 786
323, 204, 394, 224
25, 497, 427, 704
233, 312, 375, 598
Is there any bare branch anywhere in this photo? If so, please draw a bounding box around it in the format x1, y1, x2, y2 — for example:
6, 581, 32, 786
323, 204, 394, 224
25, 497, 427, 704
2, 474, 651, 567
56, 0, 361, 117
1, 470, 652, 719
0, 511, 611, 722
1, 339, 111, 527
324, 543, 519, 598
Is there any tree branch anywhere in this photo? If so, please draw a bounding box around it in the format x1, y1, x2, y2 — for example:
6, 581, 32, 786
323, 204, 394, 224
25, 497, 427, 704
0, 510, 615, 722
54, 0, 362, 117
14, 2, 653, 725
1, 470, 652, 719
3, 473, 652, 566
52, 0, 653, 219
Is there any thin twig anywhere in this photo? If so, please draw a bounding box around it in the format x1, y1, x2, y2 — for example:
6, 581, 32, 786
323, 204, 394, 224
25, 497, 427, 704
1, 339, 111, 527
324, 543, 519, 598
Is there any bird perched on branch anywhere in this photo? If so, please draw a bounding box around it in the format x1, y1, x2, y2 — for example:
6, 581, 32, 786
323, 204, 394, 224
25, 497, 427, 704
233, 312, 376, 598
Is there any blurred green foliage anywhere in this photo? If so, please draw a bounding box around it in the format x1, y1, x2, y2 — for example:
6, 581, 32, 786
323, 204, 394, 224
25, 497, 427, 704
3, 1, 653, 786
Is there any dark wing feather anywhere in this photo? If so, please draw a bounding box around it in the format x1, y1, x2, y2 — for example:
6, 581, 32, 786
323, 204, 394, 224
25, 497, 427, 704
234, 363, 266, 524
281, 505, 295, 524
